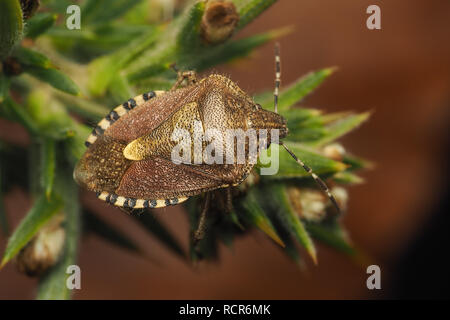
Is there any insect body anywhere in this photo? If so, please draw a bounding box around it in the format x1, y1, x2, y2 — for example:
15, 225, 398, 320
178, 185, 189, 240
74, 46, 340, 241
74, 73, 287, 208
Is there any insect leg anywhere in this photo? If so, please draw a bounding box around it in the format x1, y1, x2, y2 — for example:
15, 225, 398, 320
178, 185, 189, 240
280, 142, 341, 214
273, 42, 281, 114
118, 206, 133, 215
183, 70, 198, 85
170, 64, 198, 89
193, 192, 212, 244
225, 187, 233, 214
118, 206, 145, 215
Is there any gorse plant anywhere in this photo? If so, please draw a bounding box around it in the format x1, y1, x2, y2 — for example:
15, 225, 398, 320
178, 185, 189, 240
0, 0, 370, 299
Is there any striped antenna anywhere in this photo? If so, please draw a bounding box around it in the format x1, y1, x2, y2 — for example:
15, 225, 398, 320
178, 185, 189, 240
280, 142, 341, 214
274, 43, 281, 114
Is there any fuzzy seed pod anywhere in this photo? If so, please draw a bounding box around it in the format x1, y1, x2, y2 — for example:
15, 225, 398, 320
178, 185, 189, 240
289, 188, 327, 222
288, 186, 349, 222
16, 213, 65, 276
322, 143, 346, 161
201, 0, 239, 44
330, 186, 348, 212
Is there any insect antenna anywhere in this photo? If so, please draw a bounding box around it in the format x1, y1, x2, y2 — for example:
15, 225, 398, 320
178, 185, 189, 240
274, 42, 281, 114
271, 44, 340, 213
280, 142, 341, 214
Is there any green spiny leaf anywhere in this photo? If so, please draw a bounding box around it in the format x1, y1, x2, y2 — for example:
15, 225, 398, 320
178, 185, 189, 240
240, 188, 285, 247
342, 154, 373, 171
260, 68, 336, 112
1, 193, 63, 268
333, 171, 364, 185
180, 28, 288, 71
56, 94, 109, 122
0, 73, 9, 104
236, 0, 277, 30
88, 27, 159, 96
37, 168, 80, 300
308, 112, 371, 147
0, 0, 23, 60
109, 76, 134, 105
319, 111, 352, 124
133, 77, 175, 94
123, 0, 151, 25
13, 46, 52, 69
306, 219, 355, 256
1, 96, 39, 134
25, 12, 57, 39
176, 0, 205, 52
64, 123, 91, 163
27, 90, 77, 139
279, 107, 321, 125
40, 138, 56, 199
259, 143, 347, 178
23, 66, 80, 95
268, 184, 317, 263
82, 0, 143, 26
282, 108, 326, 142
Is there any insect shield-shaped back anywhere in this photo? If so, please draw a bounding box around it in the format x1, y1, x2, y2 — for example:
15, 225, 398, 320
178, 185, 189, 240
74, 74, 288, 210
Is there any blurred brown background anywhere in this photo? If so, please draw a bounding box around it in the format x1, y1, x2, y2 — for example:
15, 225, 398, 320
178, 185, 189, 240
1, 0, 449, 299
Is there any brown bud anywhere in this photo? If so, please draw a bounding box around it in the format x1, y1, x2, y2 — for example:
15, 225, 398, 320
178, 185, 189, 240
2, 57, 23, 76
20, 0, 40, 20
330, 186, 348, 212
201, 0, 239, 44
16, 213, 65, 277
288, 186, 349, 222
322, 143, 346, 161
293, 188, 327, 222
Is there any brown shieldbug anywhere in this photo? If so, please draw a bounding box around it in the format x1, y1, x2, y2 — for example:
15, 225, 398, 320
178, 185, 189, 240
74, 45, 340, 241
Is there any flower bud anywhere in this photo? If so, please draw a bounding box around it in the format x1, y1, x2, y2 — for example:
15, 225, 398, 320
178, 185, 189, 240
16, 213, 65, 276
330, 186, 348, 212
288, 187, 327, 222
322, 143, 346, 161
288, 186, 349, 222
201, 0, 239, 44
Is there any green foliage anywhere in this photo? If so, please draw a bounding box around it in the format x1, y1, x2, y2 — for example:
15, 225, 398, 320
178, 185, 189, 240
267, 184, 317, 263
41, 138, 56, 199
0, 0, 370, 299
24, 66, 80, 95
0, 0, 23, 59
240, 188, 284, 247
25, 13, 58, 39
37, 168, 80, 300
308, 112, 371, 147
1, 193, 63, 267
259, 143, 348, 178
235, 0, 277, 30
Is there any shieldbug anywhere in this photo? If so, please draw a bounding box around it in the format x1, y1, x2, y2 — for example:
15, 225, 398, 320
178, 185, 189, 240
74, 44, 340, 242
